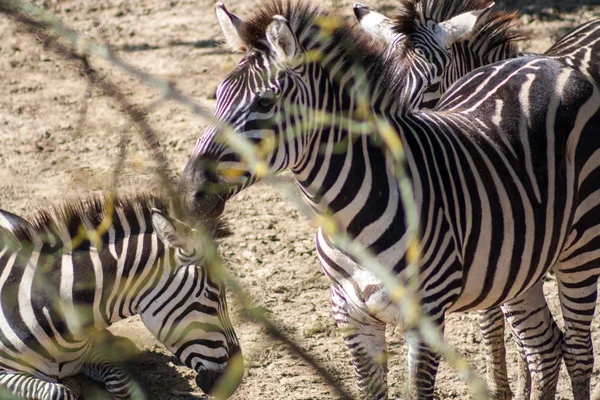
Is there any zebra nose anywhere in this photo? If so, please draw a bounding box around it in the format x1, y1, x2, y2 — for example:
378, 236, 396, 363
195, 369, 221, 395
180, 155, 226, 219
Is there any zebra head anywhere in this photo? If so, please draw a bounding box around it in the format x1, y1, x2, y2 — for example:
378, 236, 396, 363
352, 0, 519, 105
178, 1, 499, 220
142, 211, 243, 396
180, 1, 320, 219
353, 1, 495, 67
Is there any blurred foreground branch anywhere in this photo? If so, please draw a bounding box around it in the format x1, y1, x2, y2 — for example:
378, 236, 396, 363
0, 0, 490, 399
0, 2, 357, 399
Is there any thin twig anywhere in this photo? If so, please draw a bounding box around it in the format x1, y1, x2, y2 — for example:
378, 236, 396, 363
0, 5, 358, 399
0, 2, 491, 398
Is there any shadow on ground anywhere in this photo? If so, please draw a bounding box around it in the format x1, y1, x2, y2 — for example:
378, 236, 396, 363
76, 350, 206, 400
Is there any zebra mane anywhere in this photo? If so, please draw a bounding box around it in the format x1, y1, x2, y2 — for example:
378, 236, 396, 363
392, 0, 522, 57
236, 0, 413, 106
9, 193, 231, 244
238, 0, 323, 51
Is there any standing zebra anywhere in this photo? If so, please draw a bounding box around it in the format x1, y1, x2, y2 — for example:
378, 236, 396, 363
0, 193, 242, 399
353, 3, 538, 399
357, 6, 600, 398
179, 1, 600, 399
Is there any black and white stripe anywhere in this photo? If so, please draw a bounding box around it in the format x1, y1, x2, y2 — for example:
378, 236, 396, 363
0, 194, 242, 399
353, 3, 563, 398
180, 1, 600, 399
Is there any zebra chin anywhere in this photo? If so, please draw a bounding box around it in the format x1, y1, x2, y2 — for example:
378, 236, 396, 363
194, 347, 244, 397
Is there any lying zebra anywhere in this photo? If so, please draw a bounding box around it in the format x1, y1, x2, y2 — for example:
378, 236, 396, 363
0, 193, 242, 399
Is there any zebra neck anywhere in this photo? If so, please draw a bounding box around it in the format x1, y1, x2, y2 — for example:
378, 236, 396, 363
293, 123, 409, 243
103, 239, 175, 324
70, 230, 172, 328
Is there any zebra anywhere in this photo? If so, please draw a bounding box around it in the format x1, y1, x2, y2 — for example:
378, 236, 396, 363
0, 193, 243, 399
353, 0, 521, 110
356, 6, 600, 399
179, 1, 600, 399
352, 3, 533, 398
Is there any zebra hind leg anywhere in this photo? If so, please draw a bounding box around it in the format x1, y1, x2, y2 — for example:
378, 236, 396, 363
555, 273, 598, 400
82, 331, 148, 399
0, 371, 80, 400
331, 285, 389, 400
501, 280, 562, 400
478, 307, 513, 400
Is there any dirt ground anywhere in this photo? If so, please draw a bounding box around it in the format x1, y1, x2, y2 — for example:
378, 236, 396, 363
1, 0, 600, 399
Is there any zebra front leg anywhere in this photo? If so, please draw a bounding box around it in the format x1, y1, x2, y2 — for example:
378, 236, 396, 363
514, 342, 531, 400
478, 307, 512, 400
82, 332, 148, 400
331, 284, 388, 399
404, 326, 442, 400
501, 280, 562, 400
0, 371, 80, 400
555, 273, 597, 400
502, 309, 531, 400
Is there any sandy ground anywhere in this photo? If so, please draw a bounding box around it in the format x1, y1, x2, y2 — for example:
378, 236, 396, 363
1, 0, 600, 399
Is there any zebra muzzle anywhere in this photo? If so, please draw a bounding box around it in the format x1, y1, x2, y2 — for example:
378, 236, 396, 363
195, 349, 244, 397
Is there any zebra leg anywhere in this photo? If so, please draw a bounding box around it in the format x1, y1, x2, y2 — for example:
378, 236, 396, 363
82, 332, 148, 399
501, 280, 562, 400
502, 309, 531, 400
404, 325, 442, 400
515, 348, 531, 400
0, 371, 80, 400
478, 307, 512, 400
331, 284, 388, 400
555, 273, 597, 400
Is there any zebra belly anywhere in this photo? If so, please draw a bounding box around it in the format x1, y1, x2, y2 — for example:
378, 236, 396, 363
317, 228, 431, 325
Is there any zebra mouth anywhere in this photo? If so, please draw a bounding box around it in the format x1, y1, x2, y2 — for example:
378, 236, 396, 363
204, 198, 226, 219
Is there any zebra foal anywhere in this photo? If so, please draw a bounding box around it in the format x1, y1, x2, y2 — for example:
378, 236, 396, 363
0, 193, 242, 399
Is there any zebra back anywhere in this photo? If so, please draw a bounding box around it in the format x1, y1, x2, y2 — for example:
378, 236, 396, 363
544, 18, 600, 88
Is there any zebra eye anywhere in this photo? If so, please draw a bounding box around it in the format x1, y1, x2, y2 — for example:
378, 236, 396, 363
178, 248, 197, 258
414, 47, 426, 57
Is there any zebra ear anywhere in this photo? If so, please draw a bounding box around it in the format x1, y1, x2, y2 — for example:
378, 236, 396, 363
353, 3, 396, 43
0, 209, 30, 250
266, 15, 297, 62
436, 2, 495, 47
152, 213, 189, 251
215, 2, 247, 52
0, 228, 22, 251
